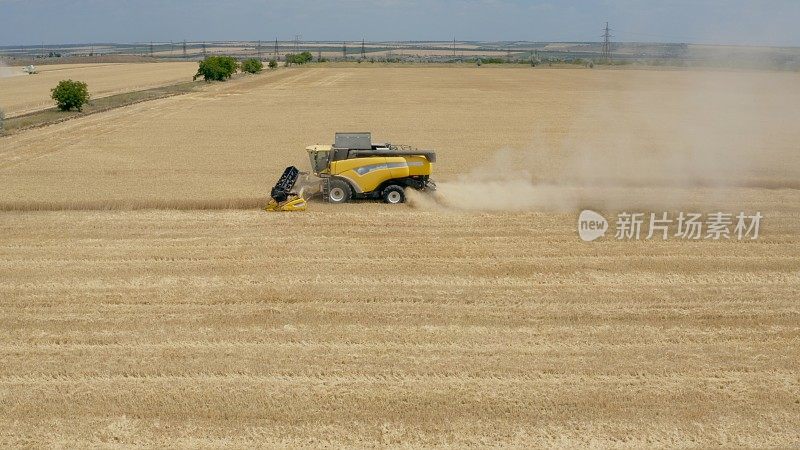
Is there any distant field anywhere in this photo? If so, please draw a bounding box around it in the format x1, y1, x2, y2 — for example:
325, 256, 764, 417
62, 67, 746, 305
0, 62, 197, 116
1, 66, 798, 446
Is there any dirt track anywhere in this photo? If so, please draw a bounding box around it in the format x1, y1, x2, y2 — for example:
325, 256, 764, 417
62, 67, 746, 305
1, 66, 799, 446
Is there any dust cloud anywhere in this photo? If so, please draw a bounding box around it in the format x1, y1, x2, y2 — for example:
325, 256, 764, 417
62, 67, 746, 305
430, 70, 800, 213
0, 61, 18, 78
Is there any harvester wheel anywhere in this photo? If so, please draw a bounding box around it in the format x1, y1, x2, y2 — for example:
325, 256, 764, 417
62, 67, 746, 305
382, 185, 406, 204
328, 179, 352, 203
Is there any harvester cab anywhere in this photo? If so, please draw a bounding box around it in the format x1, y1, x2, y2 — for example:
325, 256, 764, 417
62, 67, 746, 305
265, 132, 436, 211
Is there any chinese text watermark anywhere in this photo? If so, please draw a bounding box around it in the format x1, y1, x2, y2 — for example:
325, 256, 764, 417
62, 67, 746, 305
578, 210, 762, 242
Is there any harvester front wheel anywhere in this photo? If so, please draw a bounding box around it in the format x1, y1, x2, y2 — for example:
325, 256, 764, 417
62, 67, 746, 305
328, 179, 352, 204
382, 185, 406, 204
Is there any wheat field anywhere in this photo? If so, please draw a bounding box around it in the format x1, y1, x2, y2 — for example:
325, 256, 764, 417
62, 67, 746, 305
1, 66, 799, 447
0, 62, 197, 117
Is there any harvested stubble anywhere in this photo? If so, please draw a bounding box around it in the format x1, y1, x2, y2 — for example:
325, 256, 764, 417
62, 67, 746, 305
0, 65, 799, 446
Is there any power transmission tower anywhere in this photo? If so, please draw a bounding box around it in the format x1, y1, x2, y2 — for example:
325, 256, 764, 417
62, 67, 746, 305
317, 49, 321, 61
150, 41, 154, 57
361, 38, 365, 59
257, 40, 262, 59
182, 40, 187, 58
202, 42, 207, 55
275, 38, 279, 59
453, 37, 456, 59
342, 41, 347, 60
601, 22, 613, 63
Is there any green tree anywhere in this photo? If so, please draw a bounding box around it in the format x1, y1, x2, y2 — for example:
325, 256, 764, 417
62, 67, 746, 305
193, 56, 238, 81
268, 59, 278, 69
51, 79, 90, 111
285, 51, 313, 65
241, 58, 264, 74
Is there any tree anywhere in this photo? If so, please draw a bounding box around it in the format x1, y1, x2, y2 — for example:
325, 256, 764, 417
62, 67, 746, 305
268, 59, 278, 69
241, 58, 263, 74
193, 56, 238, 81
51, 79, 90, 111
285, 51, 313, 65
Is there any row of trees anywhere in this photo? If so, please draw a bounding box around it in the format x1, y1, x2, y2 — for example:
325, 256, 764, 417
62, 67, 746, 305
192, 51, 325, 81
193, 56, 281, 81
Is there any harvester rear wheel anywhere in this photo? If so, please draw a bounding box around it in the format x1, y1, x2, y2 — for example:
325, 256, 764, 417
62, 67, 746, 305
382, 185, 406, 204
328, 179, 352, 204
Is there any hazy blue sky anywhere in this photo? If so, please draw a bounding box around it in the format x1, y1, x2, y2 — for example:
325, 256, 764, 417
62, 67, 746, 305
1, 0, 799, 46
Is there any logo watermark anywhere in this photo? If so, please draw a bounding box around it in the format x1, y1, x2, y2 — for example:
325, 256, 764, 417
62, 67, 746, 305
578, 210, 609, 242
578, 210, 762, 241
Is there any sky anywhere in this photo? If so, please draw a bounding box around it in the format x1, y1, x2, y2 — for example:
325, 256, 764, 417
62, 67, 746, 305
1, 0, 799, 47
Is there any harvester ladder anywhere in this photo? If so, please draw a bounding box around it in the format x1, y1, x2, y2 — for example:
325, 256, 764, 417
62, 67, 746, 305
322, 176, 331, 202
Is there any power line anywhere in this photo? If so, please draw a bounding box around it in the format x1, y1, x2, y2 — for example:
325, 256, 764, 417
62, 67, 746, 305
601, 21, 613, 62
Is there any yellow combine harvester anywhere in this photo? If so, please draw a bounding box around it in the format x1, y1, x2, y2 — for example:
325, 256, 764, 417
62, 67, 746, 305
266, 132, 436, 211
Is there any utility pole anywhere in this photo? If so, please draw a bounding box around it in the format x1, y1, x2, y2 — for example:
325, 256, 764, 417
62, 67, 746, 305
361, 38, 365, 59
275, 38, 279, 59
170, 41, 174, 56
453, 37, 456, 59
150, 41, 154, 57
202, 42, 207, 56
342, 41, 347, 60
183, 40, 187, 58
257, 40, 262, 59
601, 21, 613, 63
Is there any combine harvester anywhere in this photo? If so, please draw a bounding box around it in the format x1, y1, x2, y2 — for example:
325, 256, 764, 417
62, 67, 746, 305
266, 132, 437, 211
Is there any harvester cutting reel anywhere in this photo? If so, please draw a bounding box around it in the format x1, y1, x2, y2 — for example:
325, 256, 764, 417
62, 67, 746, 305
264, 166, 317, 212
